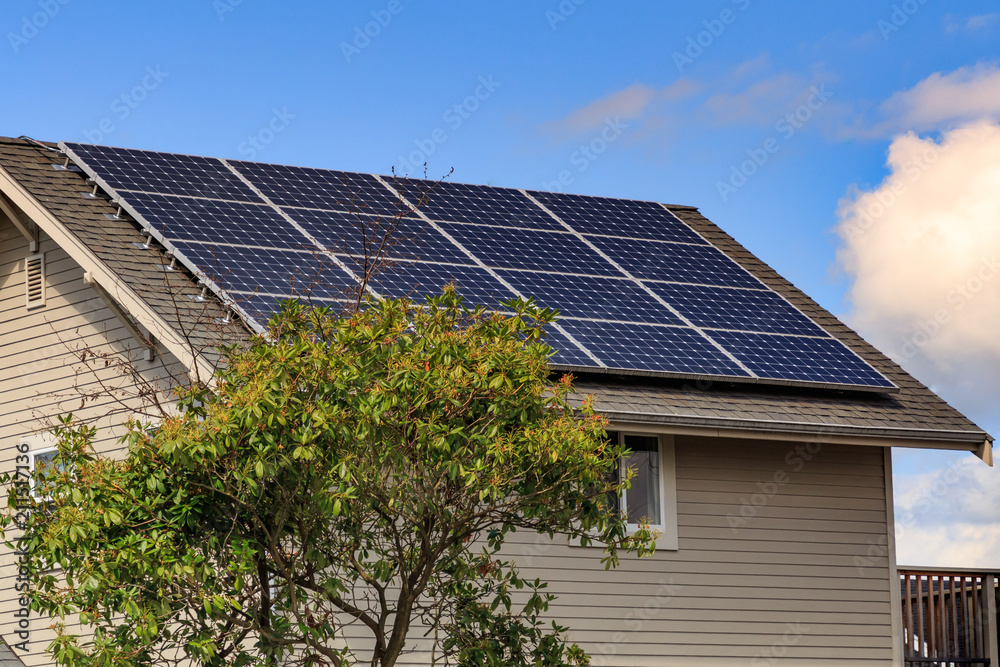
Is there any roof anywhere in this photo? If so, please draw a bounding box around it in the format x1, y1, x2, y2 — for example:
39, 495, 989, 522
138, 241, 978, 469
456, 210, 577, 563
0, 137, 990, 457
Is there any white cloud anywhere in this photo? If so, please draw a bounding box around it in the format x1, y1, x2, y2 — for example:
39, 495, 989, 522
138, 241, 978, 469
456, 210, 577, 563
868, 63, 1000, 135
703, 73, 805, 125
835, 122, 1000, 382
542, 80, 702, 135
894, 455, 1000, 568
966, 13, 998, 30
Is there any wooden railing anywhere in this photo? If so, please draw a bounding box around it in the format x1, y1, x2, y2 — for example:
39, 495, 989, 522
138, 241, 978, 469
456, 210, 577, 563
899, 568, 1000, 666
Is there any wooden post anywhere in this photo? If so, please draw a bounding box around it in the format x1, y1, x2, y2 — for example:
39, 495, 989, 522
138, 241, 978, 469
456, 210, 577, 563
983, 574, 999, 667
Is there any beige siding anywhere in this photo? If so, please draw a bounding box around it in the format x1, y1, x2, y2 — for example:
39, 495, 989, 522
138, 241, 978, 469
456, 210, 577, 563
0, 222, 189, 665
493, 436, 894, 667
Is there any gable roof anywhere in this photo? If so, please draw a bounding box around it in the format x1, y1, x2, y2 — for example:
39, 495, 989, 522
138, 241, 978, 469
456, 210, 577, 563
0, 137, 990, 460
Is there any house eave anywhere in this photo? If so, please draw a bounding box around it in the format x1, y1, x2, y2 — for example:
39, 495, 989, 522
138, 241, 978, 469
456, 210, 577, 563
602, 410, 994, 463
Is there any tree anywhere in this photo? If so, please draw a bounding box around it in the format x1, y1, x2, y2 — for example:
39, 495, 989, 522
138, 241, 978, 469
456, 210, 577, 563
2, 290, 654, 667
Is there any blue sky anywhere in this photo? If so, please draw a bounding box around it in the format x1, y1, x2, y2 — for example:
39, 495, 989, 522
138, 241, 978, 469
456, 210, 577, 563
3, 0, 1000, 566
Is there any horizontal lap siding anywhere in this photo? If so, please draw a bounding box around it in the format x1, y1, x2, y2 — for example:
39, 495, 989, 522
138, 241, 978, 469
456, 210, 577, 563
502, 436, 894, 667
0, 224, 186, 665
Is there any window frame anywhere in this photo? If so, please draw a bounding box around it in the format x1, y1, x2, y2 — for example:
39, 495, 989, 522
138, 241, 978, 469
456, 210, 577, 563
614, 431, 678, 551
28, 444, 60, 501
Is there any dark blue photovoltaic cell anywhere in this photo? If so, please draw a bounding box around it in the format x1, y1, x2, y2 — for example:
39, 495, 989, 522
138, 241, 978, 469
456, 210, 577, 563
498, 271, 685, 325
590, 236, 763, 288
288, 210, 471, 264
646, 283, 828, 336
557, 320, 751, 377
172, 242, 360, 300
440, 225, 621, 276
64, 143, 262, 202
231, 161, 412, 217
401, 180, 563, 230
529, 190, 707, 244
369, 262, 518, 309
708, 330, 895, 387
125, 192, 307, 249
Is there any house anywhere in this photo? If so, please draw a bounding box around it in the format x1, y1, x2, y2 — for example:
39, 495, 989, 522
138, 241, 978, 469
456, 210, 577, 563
0, 135, 993, 667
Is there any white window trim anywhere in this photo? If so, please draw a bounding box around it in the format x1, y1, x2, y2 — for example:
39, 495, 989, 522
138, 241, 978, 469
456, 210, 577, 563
28, 444, 59, 501
618, 432, 678, 551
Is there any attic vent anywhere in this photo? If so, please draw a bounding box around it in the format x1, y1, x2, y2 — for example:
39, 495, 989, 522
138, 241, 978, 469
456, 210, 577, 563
25, 253, 45, 309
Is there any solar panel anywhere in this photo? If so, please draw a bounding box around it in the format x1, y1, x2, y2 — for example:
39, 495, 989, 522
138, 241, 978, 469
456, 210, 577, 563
61, 141, 897, 393
172, 242, 359, 300
125, 193, 304, 248
556, 320, 751, 377
440, 225, 622, 276
529, 190, 708, 244
589, 236, 764, 288
231, 160, 411, 217
497, 271, 686, 326
369, 262, 518, 310
408, 180, 563, 230
709, 330, 892, 387
646, 283, 827, 336
288, 209, 473, 264
67, 143, 262, 202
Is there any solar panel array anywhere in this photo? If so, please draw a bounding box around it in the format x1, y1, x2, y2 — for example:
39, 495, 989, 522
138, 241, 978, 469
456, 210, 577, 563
61, 142, 896, 392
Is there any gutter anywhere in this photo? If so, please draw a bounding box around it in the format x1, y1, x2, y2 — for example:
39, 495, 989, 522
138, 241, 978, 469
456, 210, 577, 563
600, 410, 994, 465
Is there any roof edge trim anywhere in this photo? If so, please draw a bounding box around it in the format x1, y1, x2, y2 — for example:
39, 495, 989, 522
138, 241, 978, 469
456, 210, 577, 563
0, 162, 218, 384
600, 410, 992, 457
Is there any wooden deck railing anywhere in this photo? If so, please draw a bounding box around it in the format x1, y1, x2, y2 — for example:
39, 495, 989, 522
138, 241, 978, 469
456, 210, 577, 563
899, 568, 1000, 666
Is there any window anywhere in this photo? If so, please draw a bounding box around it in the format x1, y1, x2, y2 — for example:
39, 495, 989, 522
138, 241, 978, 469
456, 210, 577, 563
29, 445, 61, 500
608, 431, 678, 550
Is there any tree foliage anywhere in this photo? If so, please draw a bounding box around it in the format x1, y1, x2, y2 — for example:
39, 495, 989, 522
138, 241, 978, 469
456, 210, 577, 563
2, 291, 654, 667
